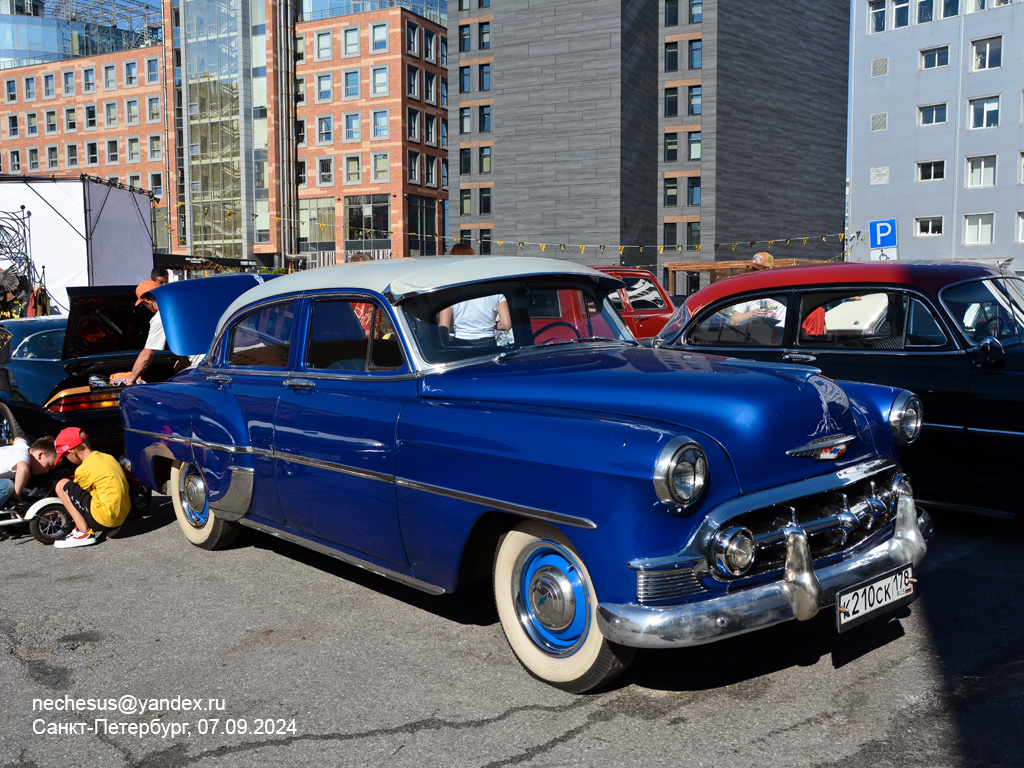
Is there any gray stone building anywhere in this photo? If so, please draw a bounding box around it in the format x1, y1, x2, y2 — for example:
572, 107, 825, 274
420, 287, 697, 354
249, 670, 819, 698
849, 0, 1024, 266
448, 0, 849, 284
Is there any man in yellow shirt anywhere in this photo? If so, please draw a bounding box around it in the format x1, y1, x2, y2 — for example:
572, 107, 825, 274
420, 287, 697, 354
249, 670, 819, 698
52, 427, 130, 549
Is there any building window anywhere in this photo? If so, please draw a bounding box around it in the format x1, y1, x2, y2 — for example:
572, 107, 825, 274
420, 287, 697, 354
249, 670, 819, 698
441, 79, 448, 106
146, 58, 159, 84
687, 177, 701, 205
344, 155, 361, 184
460, 147, 472, 174
345, 112, 360, 141
479, 146, 491, 173
425, 156, 437, 186
6, 115, 17, 137
459, 25, 470, 52
103, 65, 116, 89
687, 221, 700, 250
85, 142, 97, 165
969, 96, 999, 128
479, 64, 490, 91
689, 40, 702, 69
318, 115, 333, 143
317, 74, 332, 102
967, 155, 996, 187
407, 108, 419, 141
480, 231, 492, 255
919, 103, 947, 125
127, 137, 140, 162
964, 213, 994, 244
893, 0, 910, 27
149, 135, 162, 159
372, 110, 388, 138
372, 152, 389, 182
47, 146, 58, 170
28, 148, 39, 171
917, 160, 945, 181
26, 113, 37, 135
665, 43, 678, 72
406, 22, 419, 55
1018, 212, 1024, 244
83, 69, 95, 93
869, 0, 886, 32
972, 37, 1002, 71
149, 172, 163, 198
5, 80, 16, 103
461, 188, 472, 215
43, 74, 55, 98
479, 187, 491, 215
66, 144, 78, 168
316, 31, 332, 60
442, 159, 449, 187
664, 178, 678, 206
688, 86, 702, 115
148, 96, 160, 121
425, 113, 436, 144
424, 71, 436, 103
372, 67, 388, 95
916, 216, 942, 236
665, 87, 678, 117
296, 160, 307, 186
9, 150, 20, 172
666, 0, 679, 26
479, 23, 490, 50
296, 77, 305, 104
24, 76, 36, 100
45, 110, 56, 133
106, 139, 119, 163
942, 0, 959, 18
296, 118, 306, 145
408, 150, 420, 183
918, 0, 934, 22
105, 102, 117, 127
688, 131, 701, 160
921, 46, 949, 69
665, 133, 678, 162
689, 0, 703, 23
126, 99, 139, 125
424, 30, 436, 61
460, 67, 471, 93
479, 106, 491, 133
372, 23, 388, 51
344, 27, 359, 56
460, 107, 471, 134
441, 120, 448, 147
85, 105, 97, 129
125, 61, 138, 86
317, 158, 334, 185
664, 222, 678, 247
407, 65, 420, 98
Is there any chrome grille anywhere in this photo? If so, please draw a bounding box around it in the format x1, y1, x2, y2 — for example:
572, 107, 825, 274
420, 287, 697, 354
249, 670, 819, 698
637, 565, 705, 605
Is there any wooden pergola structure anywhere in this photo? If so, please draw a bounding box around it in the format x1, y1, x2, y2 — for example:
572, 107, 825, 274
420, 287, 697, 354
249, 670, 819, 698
663, 258, 827, 294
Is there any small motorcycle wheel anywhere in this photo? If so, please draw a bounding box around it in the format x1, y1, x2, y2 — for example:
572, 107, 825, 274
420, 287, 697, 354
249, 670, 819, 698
29, 502, 74, 545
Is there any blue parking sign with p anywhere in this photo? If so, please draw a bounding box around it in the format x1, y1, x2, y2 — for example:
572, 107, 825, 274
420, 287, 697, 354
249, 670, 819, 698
869, 219, 898, 249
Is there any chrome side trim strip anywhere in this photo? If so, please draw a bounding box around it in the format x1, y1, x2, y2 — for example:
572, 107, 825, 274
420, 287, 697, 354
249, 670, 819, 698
396, 478, 598, 530
967, 427, 1024, 439
124, 427, 193, 446
276, 452, 393, 484
238, 518, 446, 595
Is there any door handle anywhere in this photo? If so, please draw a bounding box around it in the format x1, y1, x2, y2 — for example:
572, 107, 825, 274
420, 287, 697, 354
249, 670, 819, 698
782, 353, 817, 364
206, 374, 231, 386
284, 378, 315, 391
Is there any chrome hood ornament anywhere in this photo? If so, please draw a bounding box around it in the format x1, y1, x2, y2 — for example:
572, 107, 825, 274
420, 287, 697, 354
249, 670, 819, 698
786, 434, 857, 461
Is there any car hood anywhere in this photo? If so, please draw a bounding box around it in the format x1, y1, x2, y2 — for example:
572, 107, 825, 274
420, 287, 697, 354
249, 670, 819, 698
62, 285, 153, 363
418, 346, 881, 495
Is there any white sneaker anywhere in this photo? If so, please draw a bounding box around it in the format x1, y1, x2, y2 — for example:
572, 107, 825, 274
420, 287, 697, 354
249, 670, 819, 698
54, 528, 97, 549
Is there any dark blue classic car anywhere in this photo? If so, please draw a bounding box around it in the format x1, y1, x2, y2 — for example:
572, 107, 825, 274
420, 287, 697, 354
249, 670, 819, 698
121, 259, 930, 691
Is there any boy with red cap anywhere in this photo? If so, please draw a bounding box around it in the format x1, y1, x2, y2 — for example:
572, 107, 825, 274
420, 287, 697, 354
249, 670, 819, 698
52, 427, 130, 548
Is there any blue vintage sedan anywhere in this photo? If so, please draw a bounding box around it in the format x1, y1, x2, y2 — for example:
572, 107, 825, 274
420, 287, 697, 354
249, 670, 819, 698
121, 258, 930, 692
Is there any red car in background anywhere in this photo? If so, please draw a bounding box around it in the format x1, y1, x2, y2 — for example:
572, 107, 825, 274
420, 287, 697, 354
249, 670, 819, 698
593, 267, 676, 337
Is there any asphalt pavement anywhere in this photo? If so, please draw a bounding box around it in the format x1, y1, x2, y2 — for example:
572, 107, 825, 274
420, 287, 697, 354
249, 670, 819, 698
1, 498, 1022, 768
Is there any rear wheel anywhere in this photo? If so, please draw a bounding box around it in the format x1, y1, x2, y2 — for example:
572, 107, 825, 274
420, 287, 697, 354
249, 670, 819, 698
169, 462, 238, 550
0, 403, 23, 445
493, 521, 635, 693
29, 500, 74, 544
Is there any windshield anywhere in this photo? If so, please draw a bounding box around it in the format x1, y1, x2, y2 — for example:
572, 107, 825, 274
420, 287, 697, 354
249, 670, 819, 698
941, 277, 1024, 345
401, 276, 634, 366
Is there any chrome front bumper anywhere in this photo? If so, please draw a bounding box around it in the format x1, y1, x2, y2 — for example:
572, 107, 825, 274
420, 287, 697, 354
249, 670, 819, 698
596, 495, 930, 649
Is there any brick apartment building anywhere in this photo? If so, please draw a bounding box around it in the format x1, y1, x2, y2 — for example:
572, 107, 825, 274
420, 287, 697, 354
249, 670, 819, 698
0, 0, 448, 269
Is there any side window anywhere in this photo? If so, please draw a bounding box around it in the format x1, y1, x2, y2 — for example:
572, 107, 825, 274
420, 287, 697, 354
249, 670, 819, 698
906, 298, 947, 347
622, 276, 668, 310
227, 303, 294, 368
13, 330, 65, 359
797, 291, 905, 349
306, 299, 404, 372
687, 295, 789, 347
942, 279, 1023, 343
606, 288, 625, 310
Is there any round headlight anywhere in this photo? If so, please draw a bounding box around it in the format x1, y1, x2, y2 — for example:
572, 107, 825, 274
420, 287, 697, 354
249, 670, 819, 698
889, 392, 923, 445
653, 438, 709, 508
710, 526, 756, 578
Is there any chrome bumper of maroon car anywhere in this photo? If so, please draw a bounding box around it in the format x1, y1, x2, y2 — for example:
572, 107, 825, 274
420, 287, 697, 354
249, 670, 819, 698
596, 496, 930, 649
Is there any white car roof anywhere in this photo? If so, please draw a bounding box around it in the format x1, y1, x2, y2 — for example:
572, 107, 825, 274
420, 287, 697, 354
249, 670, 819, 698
221, 257, 614, 321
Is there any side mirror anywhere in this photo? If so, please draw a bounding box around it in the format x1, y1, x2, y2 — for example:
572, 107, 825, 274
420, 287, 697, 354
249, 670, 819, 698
976, 336, 1004, 365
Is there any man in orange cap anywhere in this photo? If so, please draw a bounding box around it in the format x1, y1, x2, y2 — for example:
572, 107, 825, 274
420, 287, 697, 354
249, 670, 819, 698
124, 279, 166, 385
751, 251, 775, 269
52, 427, 130, 548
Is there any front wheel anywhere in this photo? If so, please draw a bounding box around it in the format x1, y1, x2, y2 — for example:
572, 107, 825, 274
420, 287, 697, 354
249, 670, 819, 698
169, 462, 238, 550
29, 500, 74, 544
493, 521, 635, 693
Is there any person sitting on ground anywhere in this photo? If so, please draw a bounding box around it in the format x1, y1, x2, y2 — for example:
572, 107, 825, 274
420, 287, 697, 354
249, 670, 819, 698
0, 436, 56, 508
52, 428, 130, 549
438, 242, 512, 344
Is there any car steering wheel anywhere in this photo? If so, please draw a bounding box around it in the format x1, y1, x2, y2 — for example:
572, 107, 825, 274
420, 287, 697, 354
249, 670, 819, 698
532, 321, 582, 343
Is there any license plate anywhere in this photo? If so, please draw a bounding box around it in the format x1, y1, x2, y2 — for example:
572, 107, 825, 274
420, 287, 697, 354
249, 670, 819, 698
835, 565, 916, 633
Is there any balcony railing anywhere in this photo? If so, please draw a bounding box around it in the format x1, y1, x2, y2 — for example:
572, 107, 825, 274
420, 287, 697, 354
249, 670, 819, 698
297, 0, 446, 26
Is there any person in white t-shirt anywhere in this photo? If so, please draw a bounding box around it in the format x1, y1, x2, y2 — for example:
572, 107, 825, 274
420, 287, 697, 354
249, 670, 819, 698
0, 436, 57, 508
437, 242, 512, 344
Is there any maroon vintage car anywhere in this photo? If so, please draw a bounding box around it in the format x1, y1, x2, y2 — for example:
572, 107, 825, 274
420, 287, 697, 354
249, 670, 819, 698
592, 266, 676, 337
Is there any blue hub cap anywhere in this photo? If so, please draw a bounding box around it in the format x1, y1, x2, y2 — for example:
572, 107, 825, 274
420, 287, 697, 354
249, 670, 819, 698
178, 464, 209, 528
513, 540, 590, 656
